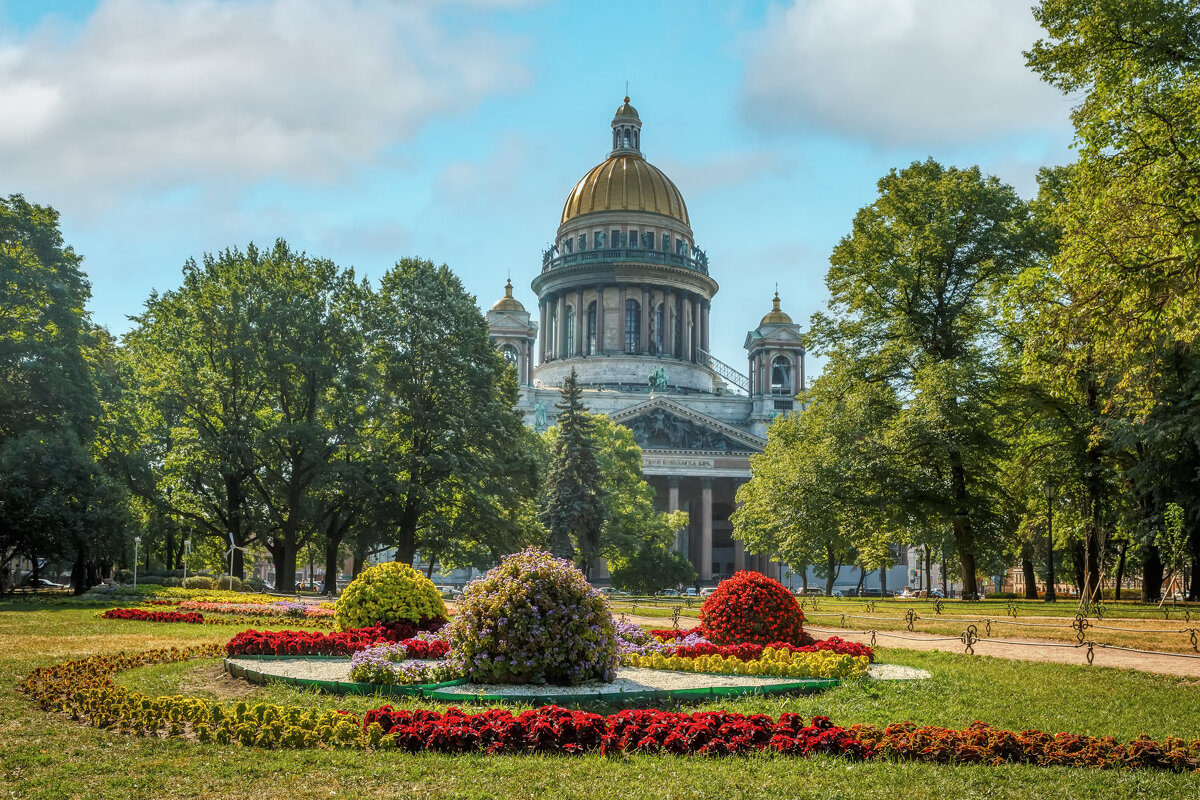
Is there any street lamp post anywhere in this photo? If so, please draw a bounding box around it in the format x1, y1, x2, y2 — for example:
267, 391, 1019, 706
183, 538, 192, 583
133, 536, 141, 589
1045, 482, 1057, 603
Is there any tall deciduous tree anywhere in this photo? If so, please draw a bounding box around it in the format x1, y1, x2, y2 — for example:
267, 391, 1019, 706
371, 258, 537, 566
0, 195, 128, 592
732, 365, 893, 596
540, 369, 608, 569
810, 159, 1037, 598
1027, 2, 1200, 598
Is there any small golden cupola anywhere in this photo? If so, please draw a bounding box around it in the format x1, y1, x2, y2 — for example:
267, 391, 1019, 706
491, 278, 526, 313
759, 291, 793, 326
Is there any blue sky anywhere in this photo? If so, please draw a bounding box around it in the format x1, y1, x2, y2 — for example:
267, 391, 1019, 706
1, 0, 1074, 374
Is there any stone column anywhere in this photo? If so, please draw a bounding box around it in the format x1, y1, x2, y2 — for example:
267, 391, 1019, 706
668, 478, 682, 552
691, 297, 701, 362
682, 295, 692, 362
734, 539, 745, 573
640, 284, 650, 354
575, 287, 585, 357
595, 283, 606, 354
664, 290, 675, 358
701, 301, 710, 354
700, 479, 713, 581
799, 351, 806, 392
538, 300, 547, 363
617, 284, 627, 354
555, 293, 566, 359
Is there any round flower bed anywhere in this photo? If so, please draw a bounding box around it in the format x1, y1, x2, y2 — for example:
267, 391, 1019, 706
19, 646, 1200, 771
699, 571, 810, 646
447, 548, 618, 685
334, 561, 448, 632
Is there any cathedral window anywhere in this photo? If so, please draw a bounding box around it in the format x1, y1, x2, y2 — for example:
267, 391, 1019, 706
661, 233, 670, 252
652, 303, 664, 354
501, 344, 519, 368
564, 306, 575, 356
629, 230, 639, 248
624, 299, 640, 354
548, 309, 558, 358
586, 301, 597, 355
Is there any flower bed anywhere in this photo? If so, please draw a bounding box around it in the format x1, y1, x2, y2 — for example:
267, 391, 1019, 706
645, 628, 873, 662
349, 642, 457, 685
18, 646, 1200, 770
624, 649, 869, 679
225, 627, 392, 656
698, 572, 811, 646
851, 720, 1200, 772
177, 600, 335, 619
101, 608, 204, 624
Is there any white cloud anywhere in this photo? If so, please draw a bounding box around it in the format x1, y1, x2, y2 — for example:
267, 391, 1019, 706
740, 0, 1072, 146
0, 0, 528, 199
657, 150, 792, 196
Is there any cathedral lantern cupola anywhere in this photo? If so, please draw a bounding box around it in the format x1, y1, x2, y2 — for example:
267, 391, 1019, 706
744, 291, 805, 433
611, 97, 642, 156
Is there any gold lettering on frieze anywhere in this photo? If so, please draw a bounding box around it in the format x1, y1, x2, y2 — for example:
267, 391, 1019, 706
642, 457, 715, 469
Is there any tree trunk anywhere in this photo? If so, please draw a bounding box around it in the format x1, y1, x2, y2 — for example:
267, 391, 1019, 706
1189, 523, 1199, 601
948, 450, 979, 599
824, 545, 837, 595
1070, 540, 1086, 594
1022, 554, 1038, 600
321, 530, 345, 595
71, 549, 88, 595
924, 547, 932, 593
1142, 541, 1163, 603
855, 568, 865, 597
395, 499, 419, 565
879, 564, 888, 596
1114, 541, 1127, 601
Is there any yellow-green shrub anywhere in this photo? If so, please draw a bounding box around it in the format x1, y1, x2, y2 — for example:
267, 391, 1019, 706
333, 562, 447, 632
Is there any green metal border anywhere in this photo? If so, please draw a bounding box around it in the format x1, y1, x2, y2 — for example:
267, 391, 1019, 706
223, 657, 838, 703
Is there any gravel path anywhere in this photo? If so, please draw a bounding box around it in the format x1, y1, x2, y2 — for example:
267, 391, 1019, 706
225, 657, 926, 697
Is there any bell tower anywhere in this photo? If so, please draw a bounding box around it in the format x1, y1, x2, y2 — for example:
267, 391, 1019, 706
744, 292, 805, 435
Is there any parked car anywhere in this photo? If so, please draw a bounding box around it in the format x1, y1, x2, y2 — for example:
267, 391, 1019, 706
862, 588, 883, 597
831, 589, 845, 598
20, 576, 65, 589
699, 587, 717, 597
656, 589, 681, 597
802, 587, 824, 596
928, 588, 945, 599
685, 587, 699, 597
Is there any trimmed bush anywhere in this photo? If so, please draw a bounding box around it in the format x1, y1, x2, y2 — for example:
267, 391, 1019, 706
699, 571, 811, 647
182, 576, 217, 590
447, 548, 618, 685
334, 562, 447, 632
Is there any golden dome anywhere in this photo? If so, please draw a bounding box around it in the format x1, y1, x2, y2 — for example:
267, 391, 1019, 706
760, 292, 793, 325
615, 96, 639, 119
491, 278, 526, 312
561, 154, 690, 226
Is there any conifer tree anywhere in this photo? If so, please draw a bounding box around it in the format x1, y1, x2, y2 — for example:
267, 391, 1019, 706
540, 369, 608, 570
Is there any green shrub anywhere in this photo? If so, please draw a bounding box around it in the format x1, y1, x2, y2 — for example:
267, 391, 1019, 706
446, 548, 618, 685
182, 576, 217, 590
333, 562, 447, 632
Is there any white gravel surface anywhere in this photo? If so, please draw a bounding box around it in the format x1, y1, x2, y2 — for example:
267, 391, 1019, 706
226, 657, 928, 695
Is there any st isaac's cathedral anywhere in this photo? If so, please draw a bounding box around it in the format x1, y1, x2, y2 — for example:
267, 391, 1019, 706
486, 97, 805, 586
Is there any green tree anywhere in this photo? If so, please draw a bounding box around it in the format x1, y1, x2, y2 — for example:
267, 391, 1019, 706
0, 195, 128, 592
544, 412, 689, 588
810, 159, 1037, 598
732, 365, 891, 596
540, 368, 608, 568
371, 258, 538, 566
124, 245, 273, 577
1027, 1, 1200, 401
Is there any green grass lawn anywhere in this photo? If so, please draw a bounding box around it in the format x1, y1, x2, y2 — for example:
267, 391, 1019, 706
2, 600, 1199, 799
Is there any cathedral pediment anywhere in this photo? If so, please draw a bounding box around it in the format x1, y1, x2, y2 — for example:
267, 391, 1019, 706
609, 397, 764, 454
